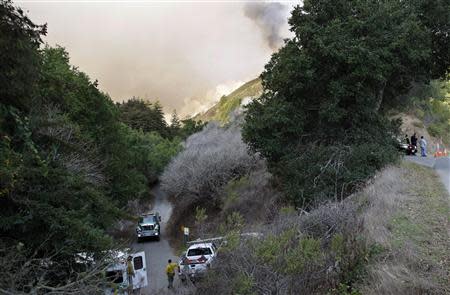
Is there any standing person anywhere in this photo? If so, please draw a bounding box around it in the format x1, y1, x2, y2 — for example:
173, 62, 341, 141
410, 133, 418, 155
166, 259, 177, 289
411, 133, 417, 148
127, 256, 135, 292
404, 134, 410, 145
419, 136, 427, 157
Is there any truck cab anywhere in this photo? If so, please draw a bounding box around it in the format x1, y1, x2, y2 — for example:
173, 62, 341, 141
136, 212, 161, 242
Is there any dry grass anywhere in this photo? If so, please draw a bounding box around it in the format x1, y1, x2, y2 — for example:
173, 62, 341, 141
357, 162, 450, 294
165, 161, 280, 251
165, 159, 449, 294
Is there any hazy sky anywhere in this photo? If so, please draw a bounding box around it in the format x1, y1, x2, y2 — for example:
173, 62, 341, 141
16, 0, 298, 117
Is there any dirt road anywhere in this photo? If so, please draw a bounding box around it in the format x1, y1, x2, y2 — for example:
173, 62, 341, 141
131, 185, 180, 294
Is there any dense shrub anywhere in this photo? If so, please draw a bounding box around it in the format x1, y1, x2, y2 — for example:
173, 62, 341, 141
275, 141, 399, 207
125, 127, 182, 184
0, 1, 180, 292
406, 80, 450, 144
219, 164, 280, 225
243, 0, 450, 206
161, 123, 260, 203
423, 84, 450, 144
118, 98, 170, 138
0, 0, 45, 110
197, 200, 366, 295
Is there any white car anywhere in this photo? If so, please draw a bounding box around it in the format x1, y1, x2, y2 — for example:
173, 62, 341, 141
178, 242, 217, 282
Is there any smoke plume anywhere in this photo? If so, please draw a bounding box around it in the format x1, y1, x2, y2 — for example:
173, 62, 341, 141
244, 2, 289, 50
19, 2, 295, 118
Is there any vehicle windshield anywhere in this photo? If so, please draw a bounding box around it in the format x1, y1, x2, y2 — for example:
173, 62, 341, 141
187, 247, 212, 256
139, 215, 156, 224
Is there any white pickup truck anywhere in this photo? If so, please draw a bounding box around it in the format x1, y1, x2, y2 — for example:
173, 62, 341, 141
178, 242, 217, 283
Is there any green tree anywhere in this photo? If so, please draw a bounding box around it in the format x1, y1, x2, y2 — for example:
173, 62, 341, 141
243, 0, 450, 205
118, 98, 170, 137
38, 46, 148, 205
170, 110, 181, 129
0, 0, 46, 111
180, 118, 206, 139
0, 6, 118, 278
1, 2, 182, 291
169, 109, 181, 137
125, 126, 181, 184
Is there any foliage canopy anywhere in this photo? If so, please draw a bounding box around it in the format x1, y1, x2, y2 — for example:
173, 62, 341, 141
0, 1, 180, 290
243, 0, 450, 205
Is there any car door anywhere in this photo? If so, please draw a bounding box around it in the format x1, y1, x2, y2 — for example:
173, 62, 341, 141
131, 251, 148, 289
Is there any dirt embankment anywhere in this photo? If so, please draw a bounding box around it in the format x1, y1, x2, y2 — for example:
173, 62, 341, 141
394, 113, 448, 154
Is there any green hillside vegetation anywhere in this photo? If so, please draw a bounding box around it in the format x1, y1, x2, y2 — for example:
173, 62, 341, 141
0, 1, 181, 292
162, 0, 449, 294
118, 98, 170, 138
243, 0, 450, 206
2, 0, 450, 293
195, 78, 262, 123
195, 163, 450, 294
119, 98, 206, 141
409, 80, 450, 145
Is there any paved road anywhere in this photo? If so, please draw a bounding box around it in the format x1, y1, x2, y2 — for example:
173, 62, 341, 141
434, 157, 450, 193
131, 185, 179, 294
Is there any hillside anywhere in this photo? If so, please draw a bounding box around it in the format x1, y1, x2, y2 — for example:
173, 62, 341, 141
401, 80, 450, 147
197, 77, 450, 153
347, 161, 449, 294
195, 78, 263, 123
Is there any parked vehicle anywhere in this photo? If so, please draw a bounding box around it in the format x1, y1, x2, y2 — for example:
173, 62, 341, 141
178, 242, 217, 283
396, 137, 417, 155
104, 251, 148, 294
136, 212, 161, 242
406, 144, 417, 155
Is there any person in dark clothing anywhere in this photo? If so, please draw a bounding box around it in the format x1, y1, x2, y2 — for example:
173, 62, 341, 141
411, 133, 417, 147
404, 134, 410, 145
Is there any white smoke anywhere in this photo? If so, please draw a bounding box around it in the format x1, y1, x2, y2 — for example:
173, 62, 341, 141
179, 80, 245, 117
243, 2, 290, 50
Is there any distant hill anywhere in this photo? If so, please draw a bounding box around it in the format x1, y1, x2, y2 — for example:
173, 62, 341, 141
195, 78, 263, 123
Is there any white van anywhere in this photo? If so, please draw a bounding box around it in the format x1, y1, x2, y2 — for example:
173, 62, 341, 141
104, 251, 148, 294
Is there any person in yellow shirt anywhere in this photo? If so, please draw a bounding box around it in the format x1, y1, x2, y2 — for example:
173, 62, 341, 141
126, 256, 135, 292
166, 259, 178, 289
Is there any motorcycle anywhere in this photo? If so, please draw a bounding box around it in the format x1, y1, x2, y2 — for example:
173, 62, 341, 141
406, 144, 417, 156
396, 137, 417, 156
